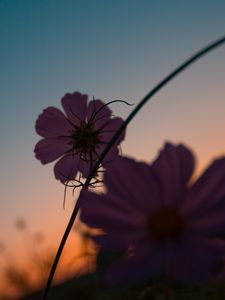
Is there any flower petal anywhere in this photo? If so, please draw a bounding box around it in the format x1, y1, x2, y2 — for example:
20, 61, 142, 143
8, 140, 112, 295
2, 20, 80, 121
99, 117, 125, 145
78, 160, 93, 178
61, 92, 88, 126
189, 207, 225, 238
166, 237, 225, 283
54, 154, 80, 182
181, 158, 225, 218
89, 117, 125, 167
104, 243, 164, 286
87, 99, 111, 129
93, 142, 119, 165
35, 107, 72, 138
80, 190, 144, 231
151, 143, 195, 207
76, 145, 119, 179
34, 138, 71, 164
104, 156, 160, 213
93, 228, 147, 251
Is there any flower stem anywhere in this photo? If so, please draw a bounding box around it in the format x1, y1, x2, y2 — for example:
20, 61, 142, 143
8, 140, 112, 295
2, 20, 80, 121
42, 196, 81, 300
42, 35, 225, 300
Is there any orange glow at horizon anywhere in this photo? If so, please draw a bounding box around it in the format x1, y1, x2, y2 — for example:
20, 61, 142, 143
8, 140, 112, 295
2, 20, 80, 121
0, 224, 97, 299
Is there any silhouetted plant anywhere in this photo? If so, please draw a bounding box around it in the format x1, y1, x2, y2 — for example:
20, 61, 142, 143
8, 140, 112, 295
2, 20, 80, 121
33, 36, 225, 300
0, 219, 97, 299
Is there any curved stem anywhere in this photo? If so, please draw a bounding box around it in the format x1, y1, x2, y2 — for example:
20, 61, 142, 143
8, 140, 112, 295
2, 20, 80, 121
42, 199, 81, 300
86, 35, 225, 185
42, 35, 225, 299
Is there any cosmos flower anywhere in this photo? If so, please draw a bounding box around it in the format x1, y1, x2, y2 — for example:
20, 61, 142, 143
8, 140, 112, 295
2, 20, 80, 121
34, 92, 125, 183
80, 142, 225, 285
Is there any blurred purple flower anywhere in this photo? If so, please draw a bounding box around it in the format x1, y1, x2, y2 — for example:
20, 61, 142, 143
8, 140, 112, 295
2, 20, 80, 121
34, 92, 125, 183
80, 142, 225, 285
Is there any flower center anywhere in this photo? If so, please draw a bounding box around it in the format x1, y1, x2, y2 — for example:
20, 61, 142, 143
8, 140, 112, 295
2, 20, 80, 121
147, 207, 186, 242
71, 123, 101, 157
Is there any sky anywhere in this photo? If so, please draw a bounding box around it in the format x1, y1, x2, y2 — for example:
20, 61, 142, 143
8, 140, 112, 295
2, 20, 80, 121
0, 0, 225, 289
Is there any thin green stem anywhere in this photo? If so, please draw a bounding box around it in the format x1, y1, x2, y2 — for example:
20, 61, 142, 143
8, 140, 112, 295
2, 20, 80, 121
42, 35, 225, 300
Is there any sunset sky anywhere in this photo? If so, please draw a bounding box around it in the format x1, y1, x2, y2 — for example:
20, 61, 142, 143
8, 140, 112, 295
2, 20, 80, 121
0, 0, 225, 290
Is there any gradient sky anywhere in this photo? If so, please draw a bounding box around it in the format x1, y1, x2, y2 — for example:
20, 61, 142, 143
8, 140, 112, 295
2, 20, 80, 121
0, 0, 225, 280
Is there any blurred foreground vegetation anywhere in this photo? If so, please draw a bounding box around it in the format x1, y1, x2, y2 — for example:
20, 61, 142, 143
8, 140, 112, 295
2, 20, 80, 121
2, 218, 225, 300
0, 218, 96, 300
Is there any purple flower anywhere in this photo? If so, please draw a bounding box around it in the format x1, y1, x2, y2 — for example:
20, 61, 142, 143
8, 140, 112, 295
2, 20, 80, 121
80, 143, 225, 285
34, 92, 125, 183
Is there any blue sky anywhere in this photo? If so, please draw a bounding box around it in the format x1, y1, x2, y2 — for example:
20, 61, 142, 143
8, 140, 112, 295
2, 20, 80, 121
0, 0, 225, 263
